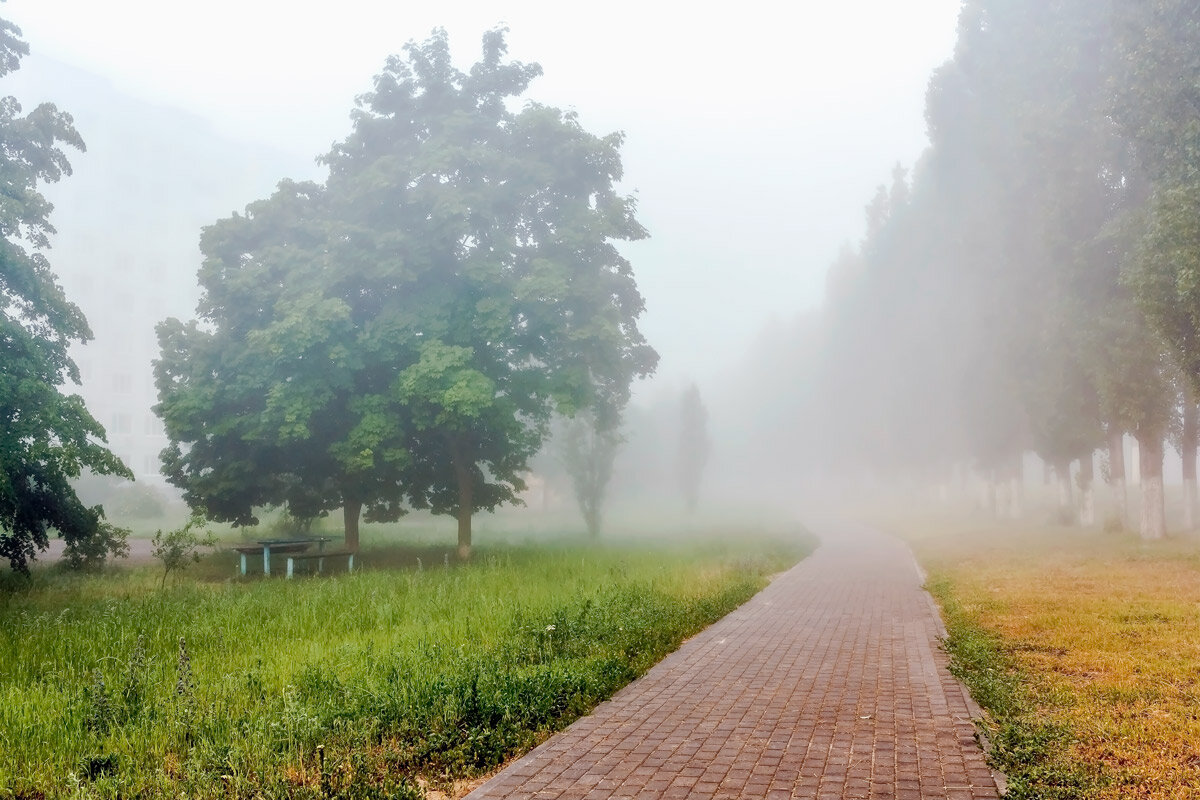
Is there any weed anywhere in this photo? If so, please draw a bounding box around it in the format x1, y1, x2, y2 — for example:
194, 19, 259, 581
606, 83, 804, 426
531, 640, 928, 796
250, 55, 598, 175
83, 669, 113, 735
120, 634, 148, 724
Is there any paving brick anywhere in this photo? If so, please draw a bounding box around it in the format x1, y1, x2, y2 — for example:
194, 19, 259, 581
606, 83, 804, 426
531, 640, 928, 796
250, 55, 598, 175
466, 524, 1004, 799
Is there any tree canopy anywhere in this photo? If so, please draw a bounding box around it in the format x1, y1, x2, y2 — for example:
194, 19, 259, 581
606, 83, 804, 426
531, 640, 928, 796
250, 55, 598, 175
0, 15, 131, 571
155, 29, 657, 556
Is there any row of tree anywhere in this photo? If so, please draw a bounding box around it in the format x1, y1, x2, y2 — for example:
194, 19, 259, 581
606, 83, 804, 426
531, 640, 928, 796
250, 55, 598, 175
811, 0, 1200, 539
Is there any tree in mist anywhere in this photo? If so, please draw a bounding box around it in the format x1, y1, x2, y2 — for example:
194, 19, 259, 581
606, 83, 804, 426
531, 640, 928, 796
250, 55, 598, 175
930, 0, 1124, 520
1163, 382, 1200, 530
155, 29, 656, 557
559, 410, 622, 537
677, 384, 710, 513
0, 15, 132, 572
800, 0, 1194, 539
323, 28, 657, 558
155, 180, 412, 550
1109, 0, 1200, 537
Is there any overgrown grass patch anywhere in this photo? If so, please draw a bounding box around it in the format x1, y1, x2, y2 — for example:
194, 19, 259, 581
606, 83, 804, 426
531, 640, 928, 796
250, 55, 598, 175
0, 530, 810, 798
927, 572, 1103, 799
908, 520, 1200, 800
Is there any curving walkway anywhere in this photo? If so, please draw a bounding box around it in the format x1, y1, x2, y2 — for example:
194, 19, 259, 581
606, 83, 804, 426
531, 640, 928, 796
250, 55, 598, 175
466, 522, 1003, 800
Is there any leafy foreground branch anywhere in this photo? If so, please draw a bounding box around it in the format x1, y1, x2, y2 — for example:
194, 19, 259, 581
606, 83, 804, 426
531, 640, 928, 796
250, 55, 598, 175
927, 573, 1104, 800
0, 537, 807, 798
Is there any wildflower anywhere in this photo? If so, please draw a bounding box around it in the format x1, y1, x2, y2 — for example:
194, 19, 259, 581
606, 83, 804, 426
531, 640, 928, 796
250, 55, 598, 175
546, 624, 556, 632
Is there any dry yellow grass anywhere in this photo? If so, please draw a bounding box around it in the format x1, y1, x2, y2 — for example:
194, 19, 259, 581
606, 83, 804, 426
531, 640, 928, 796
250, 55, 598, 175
899, 517, 1200, 800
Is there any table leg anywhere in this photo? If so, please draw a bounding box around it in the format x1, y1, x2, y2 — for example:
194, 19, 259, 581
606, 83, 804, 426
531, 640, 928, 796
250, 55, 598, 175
263, 545, 271, 577
240, 553, 247, 576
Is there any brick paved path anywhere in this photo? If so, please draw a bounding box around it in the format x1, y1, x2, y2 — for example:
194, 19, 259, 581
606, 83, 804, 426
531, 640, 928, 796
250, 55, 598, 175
466, 523, 1002, 800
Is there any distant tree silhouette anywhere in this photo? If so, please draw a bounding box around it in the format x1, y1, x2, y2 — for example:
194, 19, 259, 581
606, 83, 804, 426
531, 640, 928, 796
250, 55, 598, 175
561, 410, 622, 537
677, 384, 710, 513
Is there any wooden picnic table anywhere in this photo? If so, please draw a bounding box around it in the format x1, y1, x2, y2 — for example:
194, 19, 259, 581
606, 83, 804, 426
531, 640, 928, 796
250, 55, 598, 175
234, 537, 332, 576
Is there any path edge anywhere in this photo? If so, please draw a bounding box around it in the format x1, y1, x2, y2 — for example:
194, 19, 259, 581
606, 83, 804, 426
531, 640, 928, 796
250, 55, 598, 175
907, 544, 1010, 796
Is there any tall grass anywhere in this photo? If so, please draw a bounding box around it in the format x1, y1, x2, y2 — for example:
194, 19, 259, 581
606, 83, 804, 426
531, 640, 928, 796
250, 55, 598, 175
0, 532, 808, 798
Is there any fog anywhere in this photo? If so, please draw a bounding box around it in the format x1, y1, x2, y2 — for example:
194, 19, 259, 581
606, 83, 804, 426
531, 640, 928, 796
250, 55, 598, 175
18, 1, 1190, 539
7, 0, 958, 382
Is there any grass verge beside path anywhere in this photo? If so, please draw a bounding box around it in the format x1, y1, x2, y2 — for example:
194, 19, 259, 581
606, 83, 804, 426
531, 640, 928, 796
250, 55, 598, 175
905, 520, 1200, 800
0, 530, 810, 799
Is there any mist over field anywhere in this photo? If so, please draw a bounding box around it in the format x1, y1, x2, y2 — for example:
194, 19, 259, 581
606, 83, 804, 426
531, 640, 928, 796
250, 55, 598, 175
10, 5, 1200, 798
6, 0, 1200, 553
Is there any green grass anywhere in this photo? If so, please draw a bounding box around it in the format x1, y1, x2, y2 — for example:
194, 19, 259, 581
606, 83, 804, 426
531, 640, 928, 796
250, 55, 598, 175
0, 529, 810, 799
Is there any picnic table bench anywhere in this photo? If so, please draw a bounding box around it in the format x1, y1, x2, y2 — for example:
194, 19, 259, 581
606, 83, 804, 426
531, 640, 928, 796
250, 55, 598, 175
284, 548, 356, 578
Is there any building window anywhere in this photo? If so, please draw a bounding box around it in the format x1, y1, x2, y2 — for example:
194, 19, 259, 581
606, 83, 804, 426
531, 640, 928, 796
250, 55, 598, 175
114, 373, 133, 393
111, 413, 132, 435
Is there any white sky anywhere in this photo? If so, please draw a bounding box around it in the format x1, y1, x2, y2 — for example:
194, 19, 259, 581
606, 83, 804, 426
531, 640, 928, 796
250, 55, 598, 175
6, 0, 961, 384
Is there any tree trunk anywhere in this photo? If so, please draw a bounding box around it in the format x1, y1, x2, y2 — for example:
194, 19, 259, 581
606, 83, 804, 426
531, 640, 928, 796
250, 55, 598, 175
1183, 399, 1198, 530
452, 438, 473, 561
456, 507, 472, 561
1108, 428, 1127, 529
343, 498, 362, 551
1078, 452, 1095, 527
1009, 453, 1024, 519
1130, 438, 1141, 484
984, 474, 997, 517
1055, 459, 1074, 523
1138, 433, 1166, 541
995, 473, 1010, 519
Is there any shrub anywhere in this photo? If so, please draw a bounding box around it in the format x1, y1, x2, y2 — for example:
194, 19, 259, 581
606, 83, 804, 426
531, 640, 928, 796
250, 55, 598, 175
151, 516, 217, 588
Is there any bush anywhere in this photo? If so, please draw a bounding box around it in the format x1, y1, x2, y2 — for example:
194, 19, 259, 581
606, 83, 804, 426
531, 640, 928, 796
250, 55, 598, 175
151, 516, 217, 588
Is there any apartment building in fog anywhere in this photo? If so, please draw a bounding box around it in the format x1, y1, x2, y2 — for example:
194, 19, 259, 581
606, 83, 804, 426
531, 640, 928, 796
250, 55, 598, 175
10, 56, 307, 483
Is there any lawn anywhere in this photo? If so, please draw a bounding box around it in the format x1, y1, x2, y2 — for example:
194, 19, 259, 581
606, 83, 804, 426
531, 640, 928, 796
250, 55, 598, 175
902, 516, 1200, 800
0, 525, 810, 799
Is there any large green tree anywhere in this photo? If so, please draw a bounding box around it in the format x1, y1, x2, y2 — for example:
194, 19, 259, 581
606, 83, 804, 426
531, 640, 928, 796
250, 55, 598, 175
0, 15, 131, 572
155, 179, 411, 549
155, 29, 656, 557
